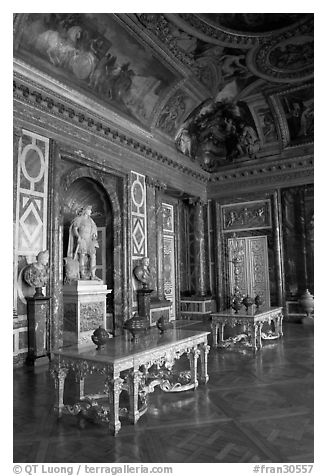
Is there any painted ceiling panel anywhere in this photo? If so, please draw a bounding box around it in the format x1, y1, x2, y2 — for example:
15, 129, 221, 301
15, 13, 179, 127
14, 13, 314, 174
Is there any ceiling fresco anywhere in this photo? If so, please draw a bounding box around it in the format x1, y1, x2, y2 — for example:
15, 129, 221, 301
14, 13, 314, 173
197, 13, 306, 34
15, 13, 178, 126
273, 84, 314, 147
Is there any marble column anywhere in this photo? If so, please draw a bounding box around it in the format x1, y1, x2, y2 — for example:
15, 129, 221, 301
272, 190, 285, 307
299, 189, 309, 289
155, 190, 165, 301
48, 140, 64, 350
193, 199, 207, 297
214, 201, 225, 310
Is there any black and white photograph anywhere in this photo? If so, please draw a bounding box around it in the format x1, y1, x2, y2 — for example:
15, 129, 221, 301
8, 4, 320, 474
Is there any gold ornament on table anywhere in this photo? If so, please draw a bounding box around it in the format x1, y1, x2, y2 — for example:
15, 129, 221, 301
123, 313, 150, 342
91, 326, 112, 350
242, 294, 254, 312
156, 314, 173, 334
299, 289, 314, 318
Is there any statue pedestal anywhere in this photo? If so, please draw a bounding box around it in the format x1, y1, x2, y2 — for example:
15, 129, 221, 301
136, 288, 153, 319
180, 296, 216, 321
63, 281, 111, 347
26, 296, 51, 363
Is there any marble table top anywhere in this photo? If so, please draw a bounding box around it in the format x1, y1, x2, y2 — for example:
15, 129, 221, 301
53, 328, 210, 365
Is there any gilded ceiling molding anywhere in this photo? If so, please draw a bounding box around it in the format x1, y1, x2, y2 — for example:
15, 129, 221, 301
246, 18, 313, 84
137, 14, 195, 67
166, 14, 311, 49
209, 155, 313, 185
13, 76, 209, 184
165, 13, 258, 48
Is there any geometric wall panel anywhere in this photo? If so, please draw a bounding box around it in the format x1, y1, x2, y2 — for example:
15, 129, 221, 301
13, 130, 49, 357
131, 171, 147, 259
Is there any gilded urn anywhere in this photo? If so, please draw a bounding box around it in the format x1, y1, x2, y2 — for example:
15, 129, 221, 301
124, 314, 150, 342
91, 326, 111, 350
254, 294, 263, 309
299, 289, 314, 318
242, 294, 254, 312
156, 315, 173, 334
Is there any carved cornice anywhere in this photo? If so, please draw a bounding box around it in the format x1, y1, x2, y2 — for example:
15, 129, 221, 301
211, 155, 313, 183
13, 75, 209, 184
208, 155, 313, 196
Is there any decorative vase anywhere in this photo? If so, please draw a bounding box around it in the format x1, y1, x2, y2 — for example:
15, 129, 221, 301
91, 326, 111, 350
231, 295, 243, 314
242, 294, 254, 312
254, 294, 263, 309
124, 314, 150, 342
156, 315, 173, 334
299, 289, 314, 318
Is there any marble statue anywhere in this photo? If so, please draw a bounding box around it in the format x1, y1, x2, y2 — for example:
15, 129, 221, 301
67, 205, 100, 280
133, 257, 152, 288
24, 250, 50, 294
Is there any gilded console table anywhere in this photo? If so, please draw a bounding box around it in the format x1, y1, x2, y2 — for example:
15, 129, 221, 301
211, 307, 283, 351
51, 328, 210, 435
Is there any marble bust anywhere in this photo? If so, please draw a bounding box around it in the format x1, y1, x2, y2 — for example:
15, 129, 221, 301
24, 250, 49, 295
133, 257, 152, 288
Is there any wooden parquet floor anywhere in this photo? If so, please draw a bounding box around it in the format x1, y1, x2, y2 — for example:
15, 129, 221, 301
13, 321, 314, 463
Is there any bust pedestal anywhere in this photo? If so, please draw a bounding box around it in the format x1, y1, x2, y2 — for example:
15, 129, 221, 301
26, 295, 51, 363
63, 280, 111, 347
136, 287, 153, 319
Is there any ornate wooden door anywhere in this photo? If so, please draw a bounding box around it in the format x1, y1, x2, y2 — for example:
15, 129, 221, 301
162, 203, 176, 319
228, 235, 270, 307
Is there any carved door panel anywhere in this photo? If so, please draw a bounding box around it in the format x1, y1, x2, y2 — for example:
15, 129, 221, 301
229, 236, 270, 307
248, 236, 270, 307
228, 237, 247, 297
163, 234, 176, 319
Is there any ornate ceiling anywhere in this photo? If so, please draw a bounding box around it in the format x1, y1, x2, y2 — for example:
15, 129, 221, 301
13, 13, 314, 174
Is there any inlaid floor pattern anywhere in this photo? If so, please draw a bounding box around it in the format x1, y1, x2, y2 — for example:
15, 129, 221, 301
13, 321, 313, 463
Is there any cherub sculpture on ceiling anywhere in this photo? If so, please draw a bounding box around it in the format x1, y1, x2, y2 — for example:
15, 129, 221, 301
175, 98, 260, 172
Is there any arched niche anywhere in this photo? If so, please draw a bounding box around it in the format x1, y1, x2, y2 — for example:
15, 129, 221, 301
60, 166, 124, 333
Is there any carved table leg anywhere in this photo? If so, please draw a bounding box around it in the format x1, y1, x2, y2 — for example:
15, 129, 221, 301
276, 313, 284, 337
127, 369, 143, 424
187, 347, 200, 389
211, 322, 218, 348
106, 374, 124, 436
51, 364, 68, 418
218, 322, 226, 346
79, 378, 85, 399
257, 322, 263, 349
250, 324, 258, 352
199, 343, 210, 384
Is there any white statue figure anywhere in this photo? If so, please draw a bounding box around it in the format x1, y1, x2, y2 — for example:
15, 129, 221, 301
67, 205, 100, 280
